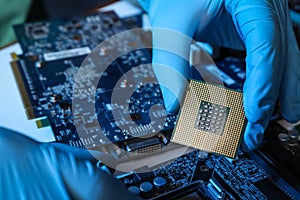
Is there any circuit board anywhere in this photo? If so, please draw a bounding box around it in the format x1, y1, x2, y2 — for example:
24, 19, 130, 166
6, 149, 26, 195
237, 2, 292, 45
14, 11, 125, 57
118, 150, 299, 199
12, 11, 178, 151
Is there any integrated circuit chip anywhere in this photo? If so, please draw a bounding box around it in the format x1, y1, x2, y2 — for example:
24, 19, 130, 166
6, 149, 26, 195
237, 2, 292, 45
171, 80, 246, 158
194, 101, 229, 136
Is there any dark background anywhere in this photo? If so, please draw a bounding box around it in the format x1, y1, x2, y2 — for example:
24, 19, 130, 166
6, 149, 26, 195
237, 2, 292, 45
27, 0, 116, 21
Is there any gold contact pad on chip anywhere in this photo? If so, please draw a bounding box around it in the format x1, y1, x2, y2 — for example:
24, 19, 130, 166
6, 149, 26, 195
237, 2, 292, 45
171, 80, 246, 158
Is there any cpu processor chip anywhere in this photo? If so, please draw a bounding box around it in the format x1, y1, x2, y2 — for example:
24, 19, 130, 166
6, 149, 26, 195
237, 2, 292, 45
171, 80, 246, 158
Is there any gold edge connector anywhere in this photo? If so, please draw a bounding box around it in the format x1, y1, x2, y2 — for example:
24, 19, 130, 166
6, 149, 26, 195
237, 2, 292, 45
10, 52, 19, 61
10, 60, 36, 119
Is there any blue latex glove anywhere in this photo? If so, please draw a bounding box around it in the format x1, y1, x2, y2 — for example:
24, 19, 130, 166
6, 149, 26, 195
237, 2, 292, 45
0, 127, 139, 200
138, 0, 300, 151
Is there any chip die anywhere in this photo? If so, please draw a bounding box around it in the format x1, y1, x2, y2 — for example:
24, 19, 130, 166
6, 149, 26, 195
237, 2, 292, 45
171, 80, 246, 158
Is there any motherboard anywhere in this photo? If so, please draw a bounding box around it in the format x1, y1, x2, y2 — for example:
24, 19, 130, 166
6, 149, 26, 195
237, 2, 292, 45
11, 10, 300, 199
118, 150, 299, 199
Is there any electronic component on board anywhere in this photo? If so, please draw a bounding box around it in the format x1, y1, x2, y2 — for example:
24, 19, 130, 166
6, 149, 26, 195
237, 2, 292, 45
172, 80, 246, 158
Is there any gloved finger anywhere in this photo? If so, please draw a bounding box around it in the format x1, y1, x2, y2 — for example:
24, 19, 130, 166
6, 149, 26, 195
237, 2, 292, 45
0, 127, 138, 200
0, 127, 72, 199
225, 0, 288, 150
148, 0, 225, 112
50, 143, 97, 161
50, 142, 116, 170
194, 3, 245, 51
53, 145, 137, 200
138, 0, 151, 12
279, 10, 300, 123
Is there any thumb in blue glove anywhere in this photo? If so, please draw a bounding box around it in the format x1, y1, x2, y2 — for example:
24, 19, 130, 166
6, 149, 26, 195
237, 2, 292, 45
139, 0, 300, 151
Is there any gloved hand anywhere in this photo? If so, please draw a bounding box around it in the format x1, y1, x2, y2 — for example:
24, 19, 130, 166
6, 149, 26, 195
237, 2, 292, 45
138, 0, 300, 151
0, 127, 139, 200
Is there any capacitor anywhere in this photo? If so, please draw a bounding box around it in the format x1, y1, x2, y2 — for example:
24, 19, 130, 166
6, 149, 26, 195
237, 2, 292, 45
288, 132, 300, 146
278, 133, 289, 145
153, 176, 167, 193
127, 186, 140, 196
139, 182, 153, 199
